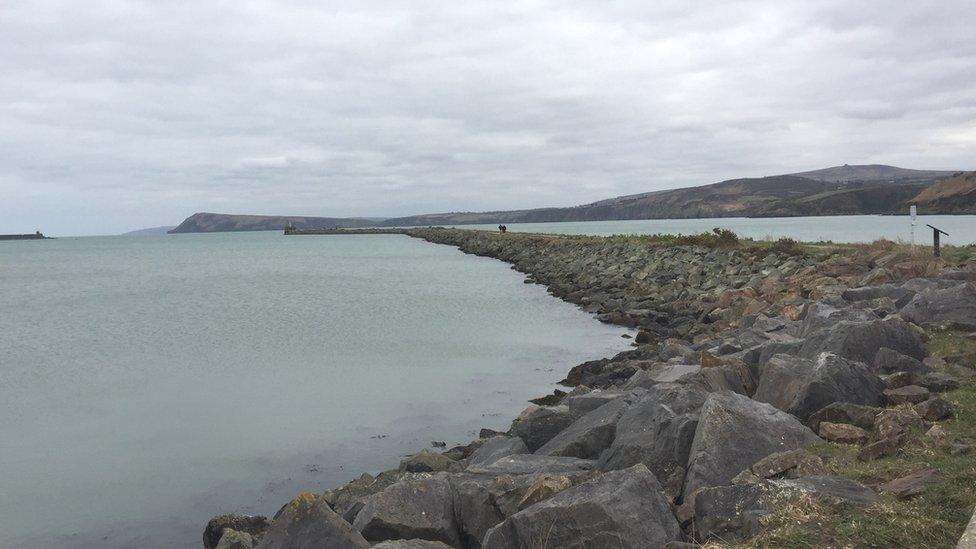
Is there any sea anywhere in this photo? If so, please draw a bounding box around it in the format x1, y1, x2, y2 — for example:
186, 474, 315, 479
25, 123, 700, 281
1, 214, 974, 547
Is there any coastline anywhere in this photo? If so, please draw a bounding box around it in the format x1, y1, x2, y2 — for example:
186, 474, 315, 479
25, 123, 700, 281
205, 228, 976, 548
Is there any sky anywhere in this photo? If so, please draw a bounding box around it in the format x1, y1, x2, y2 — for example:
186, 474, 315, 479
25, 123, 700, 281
1, 1, 975, 235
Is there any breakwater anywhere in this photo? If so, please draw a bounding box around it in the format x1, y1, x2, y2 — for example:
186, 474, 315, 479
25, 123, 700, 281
205, 228, 976, 548
0, 231, 46, 240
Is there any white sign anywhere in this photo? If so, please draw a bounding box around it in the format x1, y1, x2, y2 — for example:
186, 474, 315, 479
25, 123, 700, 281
910, 204, 917, 220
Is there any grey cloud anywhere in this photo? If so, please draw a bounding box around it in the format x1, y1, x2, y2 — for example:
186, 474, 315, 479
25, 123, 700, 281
1, 0, 974, 234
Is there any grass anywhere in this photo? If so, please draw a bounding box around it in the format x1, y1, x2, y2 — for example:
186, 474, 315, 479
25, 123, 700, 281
734, 332, 976, 548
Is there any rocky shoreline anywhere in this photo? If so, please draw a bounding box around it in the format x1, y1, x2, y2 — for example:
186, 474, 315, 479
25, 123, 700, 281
204, 228, 976, 548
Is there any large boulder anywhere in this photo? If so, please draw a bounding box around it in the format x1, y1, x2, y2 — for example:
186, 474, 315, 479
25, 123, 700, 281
323, 470, 402, 522
482, 464, 681, 549
466, 437, 528, 469
754, 352, 885, 422
694, 476, 878, 541
900, 282, 976, 329
842, 284, 916, 307
509, 405, 575, 452
254, 493, 369, 549
873, 347, 929, 376
400, 449, 461, 473
563, 389, 629, 416
624, 363, 700, 389
807, 402, 882, 432
535, 396, 632, 459
683, 392, 819, 500
597, 383, 708, 489
798, 319, 926, 363
352, 473, 461, 546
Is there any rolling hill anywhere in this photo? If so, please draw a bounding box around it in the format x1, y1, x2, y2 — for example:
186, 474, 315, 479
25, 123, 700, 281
167, 213, 379, 234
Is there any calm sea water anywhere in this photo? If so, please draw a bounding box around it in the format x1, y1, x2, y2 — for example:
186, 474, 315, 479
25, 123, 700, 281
0, 232, 631, 548
451, 215, 976, 245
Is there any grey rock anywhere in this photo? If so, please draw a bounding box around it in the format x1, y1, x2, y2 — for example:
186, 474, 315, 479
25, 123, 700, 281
466, 454, 595, 475
754, 353, 885, 422
918, 371, 961, 392
509, 405, 575, 452
694, 476, 878, 541
677, 365, 750, 395
875, 408, 924, 439
536, 396, 631, 459
901, 282, 976, 329
683, 392, 819, 500
798, 319, 926, 363
842, 284, 916, 307
807, 402, 882, 432
323, 470, 402, 519
885, 385, 931, 405
482, 464, 681, 549
465, 437, 527, 470
597, 383, 708, 490
399, 449, 460, 473
915, 397, 953, 421
204, 514, 270, 549
352, 473, 460, 546
563, 389, 628, 416
255, 493, 368, 549
372, 540, 454, 549
734, 450, 826, 483
873, 347, 929, 376
624, 363, 700, 389
215, 530, 254, 549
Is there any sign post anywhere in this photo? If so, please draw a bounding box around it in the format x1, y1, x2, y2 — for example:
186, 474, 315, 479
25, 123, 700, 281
910, 204, 917, 252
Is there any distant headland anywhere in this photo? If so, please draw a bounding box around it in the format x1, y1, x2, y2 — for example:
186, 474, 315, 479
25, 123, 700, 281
0, 231, 47, 241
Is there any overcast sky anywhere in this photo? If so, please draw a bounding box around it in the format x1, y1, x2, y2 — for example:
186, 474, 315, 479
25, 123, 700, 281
2, 1, 974, 235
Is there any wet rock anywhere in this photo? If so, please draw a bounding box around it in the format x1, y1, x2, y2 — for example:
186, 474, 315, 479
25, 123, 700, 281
482, 464, 681, 549
884, 385, 931, 405
819, 422, 869, 445
694, 476, 878, 541
915, 397, 953, 421
466, 454, 595, 475
597, 383, 708, 492
880, 469, 941, 499
808, 402, 882, 432
536, 396, 631, 459
466, 436, 528, 469
683, 391, 819, 500
256, 493, 368, 549
917, 371, 961, 393
873, 347, 929, 376
529, 389, 566, 406
509, 405, 575, 452
204, 514, 270, 549
352, 473, 460, 546
875, 408, 924, 439
399, 449, 461, 473
754, 353, 884, 422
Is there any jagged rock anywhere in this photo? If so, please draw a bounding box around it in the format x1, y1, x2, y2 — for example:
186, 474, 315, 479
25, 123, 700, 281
536, 396, 631, 458
883, 371, 914, 389
842, 284, 916, 306
798, 319, 926, 363
754, 353, 885, 422
885, 385, 931, 405
732, 450, 826, 484
808, 402, 882, 432
819, 422, 869, 445
683, 392, 819, 500
466, 437, 527, 470
352, 474, 460, 546
597, 383, 708, 492
873, 347, 929, 375
915, 397, 953, 421
204, 514, 270, 549
917, 371, 961, 392
509, 405, 575, 452
255, 493, 368, 549
216, 530, 254, 549
900, 282, 976, 329
466, 454, 595, 475
563, 389, 628, 416
880, 469, 941, 499
857, 436, 905, 461
482, 464, 681, 549
624, 363, 700, 389
694, 476, 878, 541
875, 408, 924, 439
677, 365, 750, 395
449, 473, 564, 548
516, 474, 575, 510
399, 449, 461, 473
323, 470, 402, 519
372, 540, 454, 549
